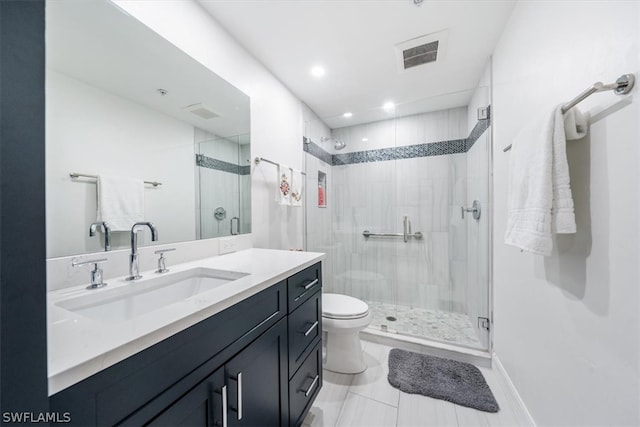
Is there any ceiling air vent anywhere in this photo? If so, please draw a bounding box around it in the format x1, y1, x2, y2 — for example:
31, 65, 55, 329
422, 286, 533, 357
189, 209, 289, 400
395, 29, 448, 73
183, 103, 220, 120
402, 40, 439, 69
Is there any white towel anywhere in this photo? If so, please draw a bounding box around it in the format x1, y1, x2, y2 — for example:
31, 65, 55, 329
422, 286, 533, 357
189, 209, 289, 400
290, 169, 304, 207
97, 175, 145, 231
275, 164, 291, 205
504, 105, 587, 256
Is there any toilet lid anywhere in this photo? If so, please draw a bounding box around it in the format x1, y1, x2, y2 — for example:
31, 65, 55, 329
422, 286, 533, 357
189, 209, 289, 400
322, 293, 369, 319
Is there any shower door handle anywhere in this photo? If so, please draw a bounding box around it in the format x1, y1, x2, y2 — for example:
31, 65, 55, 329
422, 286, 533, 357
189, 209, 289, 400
230, 217, 239, 235
461, 200, 481, 220
403, 216, 409, 242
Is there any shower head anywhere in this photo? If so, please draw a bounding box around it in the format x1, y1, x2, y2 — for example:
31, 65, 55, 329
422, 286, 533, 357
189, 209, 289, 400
334, 139, 346, 150
321, 136, 347, 151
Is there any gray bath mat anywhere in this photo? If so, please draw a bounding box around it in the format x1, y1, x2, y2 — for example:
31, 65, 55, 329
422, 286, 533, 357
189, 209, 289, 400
387, 348, 499, 413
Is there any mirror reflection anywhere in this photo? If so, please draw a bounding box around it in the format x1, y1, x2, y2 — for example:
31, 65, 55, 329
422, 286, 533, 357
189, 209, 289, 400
45, 1, 251, 258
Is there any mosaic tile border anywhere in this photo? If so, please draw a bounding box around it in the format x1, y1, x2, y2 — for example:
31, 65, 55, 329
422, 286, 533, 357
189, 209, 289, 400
466, 105, 491, 152
304, 105, 491, 166
332, 139, 467, 166
303, 137, 333, 165
195, 154, 250, 175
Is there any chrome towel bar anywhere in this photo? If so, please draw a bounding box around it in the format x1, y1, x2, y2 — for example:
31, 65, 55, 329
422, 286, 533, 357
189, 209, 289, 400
70, 172, 162, 187
503, 73, 635, 152
254, 156, 306, 176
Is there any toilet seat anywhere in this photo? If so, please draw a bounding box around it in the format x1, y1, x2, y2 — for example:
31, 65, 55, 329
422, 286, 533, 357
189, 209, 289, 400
322, 293, 369, 320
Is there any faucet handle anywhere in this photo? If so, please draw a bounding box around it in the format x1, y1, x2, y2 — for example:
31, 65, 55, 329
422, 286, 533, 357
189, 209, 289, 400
72, 257, 108, 267
72, 258, 108, 289
154, 248, 176, 255
154, 248, 175, 274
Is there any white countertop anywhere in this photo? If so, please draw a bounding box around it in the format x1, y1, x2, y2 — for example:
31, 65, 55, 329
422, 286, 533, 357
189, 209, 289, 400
47, 248, 324, 396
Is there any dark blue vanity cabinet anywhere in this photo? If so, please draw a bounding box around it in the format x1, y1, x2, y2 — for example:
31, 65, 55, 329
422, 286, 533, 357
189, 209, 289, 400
50, 262, 323, 427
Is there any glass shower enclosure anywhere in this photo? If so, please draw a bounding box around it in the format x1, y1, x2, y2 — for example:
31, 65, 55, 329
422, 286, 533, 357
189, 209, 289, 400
196, 129, 251, 239
304, 80, 492, 352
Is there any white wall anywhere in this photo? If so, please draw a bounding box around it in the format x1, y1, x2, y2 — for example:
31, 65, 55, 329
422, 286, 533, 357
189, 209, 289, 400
492, 2, 639, 425
114, 0, 305, 251
46, 70, 196, 257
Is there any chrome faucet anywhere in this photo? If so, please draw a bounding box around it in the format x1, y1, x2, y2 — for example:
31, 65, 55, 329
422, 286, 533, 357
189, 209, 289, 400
126, 222, 158, 281
89, 221, 111, 251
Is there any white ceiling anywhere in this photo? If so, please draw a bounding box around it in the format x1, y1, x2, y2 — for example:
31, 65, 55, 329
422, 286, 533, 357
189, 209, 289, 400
198, 0, 516, 129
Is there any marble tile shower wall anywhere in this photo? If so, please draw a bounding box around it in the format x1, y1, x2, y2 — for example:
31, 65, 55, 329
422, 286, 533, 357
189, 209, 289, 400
305, 153, 334, 279
329, 107, 470, 313
303, 104, 335, 279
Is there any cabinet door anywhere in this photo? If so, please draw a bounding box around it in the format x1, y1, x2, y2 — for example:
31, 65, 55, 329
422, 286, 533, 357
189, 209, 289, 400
147, 368, 224, 427
226, 318, 288, 427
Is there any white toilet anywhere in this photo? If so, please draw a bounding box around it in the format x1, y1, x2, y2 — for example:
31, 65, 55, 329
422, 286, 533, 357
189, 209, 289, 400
322, 293, 371, 374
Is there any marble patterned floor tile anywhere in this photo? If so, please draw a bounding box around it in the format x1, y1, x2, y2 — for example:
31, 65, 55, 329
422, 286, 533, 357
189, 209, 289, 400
349, 341, 400, 407
397, 392, 458, 427
335, 392, 398, 427
303, 370, 354, 427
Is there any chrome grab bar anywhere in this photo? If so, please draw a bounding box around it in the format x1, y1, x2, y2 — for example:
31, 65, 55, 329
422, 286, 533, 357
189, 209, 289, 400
363, 215, 423, 241
362, 230, 423, 240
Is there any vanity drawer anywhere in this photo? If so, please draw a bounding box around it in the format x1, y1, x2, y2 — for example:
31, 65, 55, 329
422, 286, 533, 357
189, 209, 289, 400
287, 262, 321, 312
288, 290, 321, 377
289, 341, 322, 427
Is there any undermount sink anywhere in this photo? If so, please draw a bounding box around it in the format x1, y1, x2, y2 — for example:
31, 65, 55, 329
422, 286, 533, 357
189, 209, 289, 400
55, 267, 249, 323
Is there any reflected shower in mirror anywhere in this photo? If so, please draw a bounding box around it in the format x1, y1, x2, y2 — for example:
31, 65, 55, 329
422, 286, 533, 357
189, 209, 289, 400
46, 0, 250, 258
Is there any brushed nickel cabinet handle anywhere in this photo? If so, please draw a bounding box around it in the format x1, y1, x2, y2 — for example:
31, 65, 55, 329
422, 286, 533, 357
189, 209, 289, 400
299, 375, 319, 397
300, 278, 319, 290
302, 321, 319, 337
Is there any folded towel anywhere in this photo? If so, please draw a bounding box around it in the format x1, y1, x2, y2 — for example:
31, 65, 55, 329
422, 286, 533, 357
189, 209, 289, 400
505, 105, 587, 256
290, 169, 304, 207
276, 164, 291, 205
97, 175, 144, 231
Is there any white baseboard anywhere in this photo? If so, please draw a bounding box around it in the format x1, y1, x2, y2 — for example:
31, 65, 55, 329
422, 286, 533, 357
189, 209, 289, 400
360, 328, 492, 368
493, 354, 537, 427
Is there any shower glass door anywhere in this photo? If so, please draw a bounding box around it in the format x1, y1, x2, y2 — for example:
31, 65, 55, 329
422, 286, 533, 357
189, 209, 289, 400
330, 119, 399, 331
196, 132, 251, 239
303, 77, 492, 352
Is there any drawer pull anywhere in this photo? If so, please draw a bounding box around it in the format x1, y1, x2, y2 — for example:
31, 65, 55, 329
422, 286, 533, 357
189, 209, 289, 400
230, 372, 243, 420
300, 375, 319, 397
299, 278, 319, 291
301, 321, 319, 337
221, 385, 228, 427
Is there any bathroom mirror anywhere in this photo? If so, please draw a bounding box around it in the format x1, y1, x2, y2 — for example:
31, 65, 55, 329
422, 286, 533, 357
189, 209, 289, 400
46, 0, 251, 258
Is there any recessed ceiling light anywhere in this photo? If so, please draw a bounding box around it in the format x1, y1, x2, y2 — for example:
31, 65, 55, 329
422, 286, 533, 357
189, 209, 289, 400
362, 137, 369, 142
343, 112, 353, 118
383, 101, 395, 112
310, 66, 326, 78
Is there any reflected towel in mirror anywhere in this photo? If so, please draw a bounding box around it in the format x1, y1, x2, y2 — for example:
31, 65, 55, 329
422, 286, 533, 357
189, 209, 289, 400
276, 164, 292, 205
97, 174, 145, 231
291, 169, 304, 207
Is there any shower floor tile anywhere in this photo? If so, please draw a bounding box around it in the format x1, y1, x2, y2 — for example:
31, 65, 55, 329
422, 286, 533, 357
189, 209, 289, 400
365, 301, 482, 348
